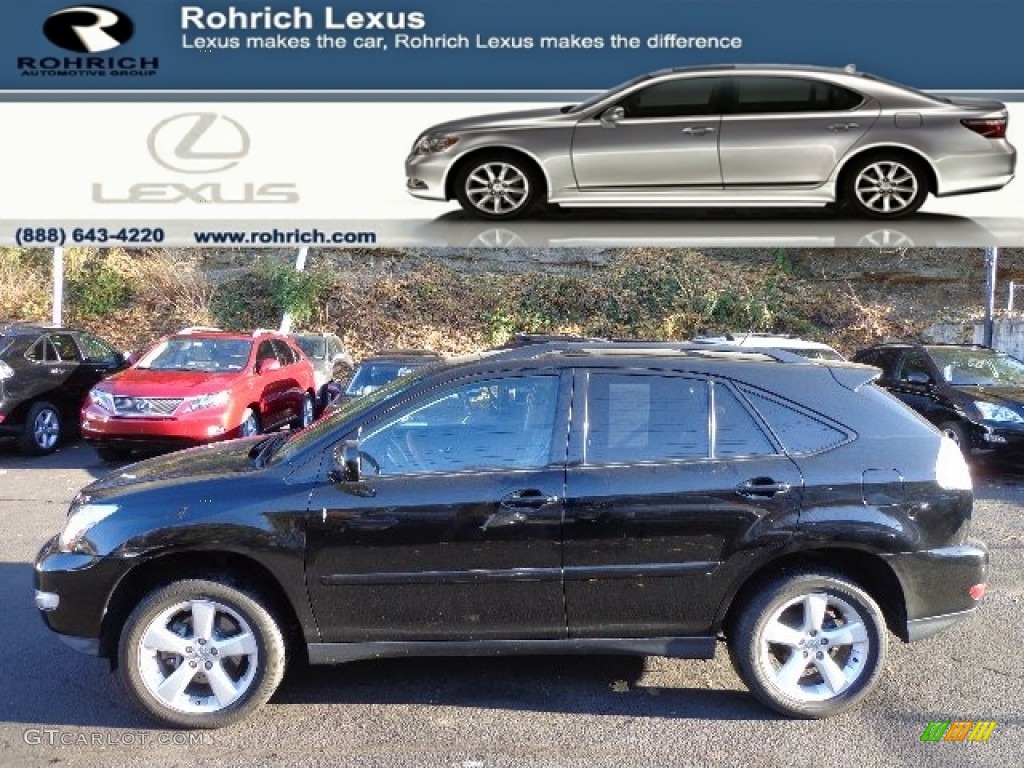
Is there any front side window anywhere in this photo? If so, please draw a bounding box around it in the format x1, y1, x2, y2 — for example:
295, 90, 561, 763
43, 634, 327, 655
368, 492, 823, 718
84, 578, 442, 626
585, 374, 710, 464
898, 353, 934, 383
359, 375, 560, 476
730, 76, 863, 114
77, 333, 119, 364
618, 77, 721, 119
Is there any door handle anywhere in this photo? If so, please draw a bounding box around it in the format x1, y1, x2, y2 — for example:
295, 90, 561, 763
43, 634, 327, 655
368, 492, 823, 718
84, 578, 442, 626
736, 478, 792, 498
499, 489, 560, 510
826, 123, 860, 132
681, 126, 716, 136
344, 515, 399, 531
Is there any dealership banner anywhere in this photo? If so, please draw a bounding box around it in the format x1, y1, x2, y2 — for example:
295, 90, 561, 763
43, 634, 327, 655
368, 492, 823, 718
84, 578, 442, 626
0, 0, 1022, 246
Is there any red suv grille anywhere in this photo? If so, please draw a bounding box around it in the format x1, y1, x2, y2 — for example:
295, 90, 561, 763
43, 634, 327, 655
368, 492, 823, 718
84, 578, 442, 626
112, 396, 183, 417
961, 118, 1008, 139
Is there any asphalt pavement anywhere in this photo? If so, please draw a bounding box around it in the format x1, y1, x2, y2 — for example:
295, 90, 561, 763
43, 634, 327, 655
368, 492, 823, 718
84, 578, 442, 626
0, 438, 1020, 767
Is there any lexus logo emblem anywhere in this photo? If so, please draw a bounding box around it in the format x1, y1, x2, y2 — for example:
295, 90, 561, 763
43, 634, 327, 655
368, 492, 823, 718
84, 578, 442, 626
147, 113, 251, 174
44, 5, 134, 53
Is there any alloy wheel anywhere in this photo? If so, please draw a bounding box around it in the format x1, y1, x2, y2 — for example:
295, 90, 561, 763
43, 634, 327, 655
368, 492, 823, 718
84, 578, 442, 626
756, 591, 871, 703
33, 408, 60, 451
854, 161, 919, 215
136, 599, 259, 715
465, 162, 531, 216
301, 395, 314, 427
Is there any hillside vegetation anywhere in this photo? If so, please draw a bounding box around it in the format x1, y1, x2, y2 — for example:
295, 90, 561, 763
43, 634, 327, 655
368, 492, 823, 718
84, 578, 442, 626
1, 247, 1018, 359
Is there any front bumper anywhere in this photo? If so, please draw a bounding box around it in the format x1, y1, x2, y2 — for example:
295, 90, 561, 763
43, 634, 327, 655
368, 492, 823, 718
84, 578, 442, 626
881, 538, 989, 642
34, 534, 131, 655
82, 404, 240, 448
405, 152, 453, 201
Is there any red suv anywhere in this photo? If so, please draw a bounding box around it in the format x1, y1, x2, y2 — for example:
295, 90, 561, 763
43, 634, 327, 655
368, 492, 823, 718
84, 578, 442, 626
82, 328, 317, 461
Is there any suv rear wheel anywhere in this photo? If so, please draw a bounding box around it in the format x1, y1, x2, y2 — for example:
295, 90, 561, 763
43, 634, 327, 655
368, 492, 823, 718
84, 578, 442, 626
18, 401, 62, 455
117, 579, 286, 729
729, 571, 887, 718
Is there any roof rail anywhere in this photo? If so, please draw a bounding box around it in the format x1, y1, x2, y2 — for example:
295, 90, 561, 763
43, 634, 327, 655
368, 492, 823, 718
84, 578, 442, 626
252, 328, 278, 337
178, 326, 223, 334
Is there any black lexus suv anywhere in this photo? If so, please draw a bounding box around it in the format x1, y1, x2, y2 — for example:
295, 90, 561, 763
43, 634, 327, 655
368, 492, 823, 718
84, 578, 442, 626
0, 321, 129, 455
34, 342, 987, 728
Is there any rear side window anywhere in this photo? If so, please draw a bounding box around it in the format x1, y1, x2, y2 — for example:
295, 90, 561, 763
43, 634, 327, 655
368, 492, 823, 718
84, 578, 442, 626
731, 76, 863, 114
48, 333, 82, 362
713, 384, 776, 457
586, 374, 710, 463
739, 386, 848, 454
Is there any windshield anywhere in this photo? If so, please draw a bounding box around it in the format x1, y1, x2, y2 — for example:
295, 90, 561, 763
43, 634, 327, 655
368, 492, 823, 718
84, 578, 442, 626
345, 361, 427, 396
137, 338, 252, 372
567, 72, 654, 114
927, 347, 1024, 387
269, 367, 433, 464
293, 337, 326, 360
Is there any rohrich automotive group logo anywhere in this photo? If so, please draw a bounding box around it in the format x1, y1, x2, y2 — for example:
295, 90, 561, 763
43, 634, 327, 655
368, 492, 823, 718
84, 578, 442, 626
17, 4, 157, 79
43, 5, 134, 52
93, 112, 300, 204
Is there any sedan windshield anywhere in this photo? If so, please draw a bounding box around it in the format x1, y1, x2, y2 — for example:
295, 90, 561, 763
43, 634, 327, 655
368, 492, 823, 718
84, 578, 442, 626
928, 347, 1024, 387
137, 338, 253, 372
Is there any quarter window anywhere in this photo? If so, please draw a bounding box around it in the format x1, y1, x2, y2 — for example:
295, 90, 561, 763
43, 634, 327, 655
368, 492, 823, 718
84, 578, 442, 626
360, 376, 560, 475
26, 336, 58, 363
731, 76, 863, 114
586, 374, 710, 464
739, 387, 847, 454
618, 77, 721, 119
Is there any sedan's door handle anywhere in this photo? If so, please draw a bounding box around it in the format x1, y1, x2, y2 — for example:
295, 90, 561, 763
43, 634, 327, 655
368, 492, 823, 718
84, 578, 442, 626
499, 489, 560, 510
826, 123, 860, 132
736, 478, 792, 498
681, 126, 716, 136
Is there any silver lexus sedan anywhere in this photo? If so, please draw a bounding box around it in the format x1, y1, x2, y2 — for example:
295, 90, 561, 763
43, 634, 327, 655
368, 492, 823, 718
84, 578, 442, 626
405, 65, 1016, 220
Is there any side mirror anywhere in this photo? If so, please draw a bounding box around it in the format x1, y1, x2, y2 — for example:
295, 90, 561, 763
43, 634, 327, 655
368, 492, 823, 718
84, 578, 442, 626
257, 359, 282, 375
906, 372, 933, 386
331, 440, 361, 483
601, 106, 625, 128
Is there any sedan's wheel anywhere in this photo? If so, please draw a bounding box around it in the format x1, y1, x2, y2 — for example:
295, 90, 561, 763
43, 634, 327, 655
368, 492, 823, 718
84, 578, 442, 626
729, 571, 886, 718
842, 155, 928, 219
239, 409, 261, 437
18, 401, 62, 456
455, 153, 541, 220
118, 579, 286, 729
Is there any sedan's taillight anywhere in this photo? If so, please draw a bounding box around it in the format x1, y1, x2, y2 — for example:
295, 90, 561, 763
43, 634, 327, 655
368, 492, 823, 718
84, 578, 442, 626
962, 117, 1008, 139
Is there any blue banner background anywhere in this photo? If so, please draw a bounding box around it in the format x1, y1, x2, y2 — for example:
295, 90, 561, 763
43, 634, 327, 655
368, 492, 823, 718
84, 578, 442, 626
1, 1, 1021, 93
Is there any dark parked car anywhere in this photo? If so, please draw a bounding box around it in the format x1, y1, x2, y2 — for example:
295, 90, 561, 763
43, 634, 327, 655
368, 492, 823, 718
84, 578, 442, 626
853, 342, 1024, 459
0, 321, 128, 455
329, 349, 444, 405
288, 332, 354, 410
35, 342, 986, 728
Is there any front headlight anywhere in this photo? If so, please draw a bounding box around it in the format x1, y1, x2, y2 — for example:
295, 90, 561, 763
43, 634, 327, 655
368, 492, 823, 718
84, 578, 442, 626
89, 387, 115, 412
974, 401, 1024, 424
184, 391, 231, 413
0, 360, 13, 381
58, 503, 118, 553
413, 133, 460, 155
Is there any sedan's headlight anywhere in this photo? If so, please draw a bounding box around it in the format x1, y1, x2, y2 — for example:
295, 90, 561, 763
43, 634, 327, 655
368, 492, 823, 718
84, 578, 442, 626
0, 360, 13, 381
936, 436, 972, 491
184, 391, 231, 413
58, 503, 118, 553
974, 401, 1024, 424
89, 387, 115, 412
413, 134, 460, 155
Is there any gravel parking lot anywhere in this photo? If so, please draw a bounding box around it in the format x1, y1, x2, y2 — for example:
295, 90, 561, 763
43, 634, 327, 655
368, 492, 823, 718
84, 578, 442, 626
0, 438, 1021, 768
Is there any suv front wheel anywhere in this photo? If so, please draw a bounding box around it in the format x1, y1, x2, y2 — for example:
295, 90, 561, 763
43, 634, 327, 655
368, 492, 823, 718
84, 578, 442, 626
729, 571, 887, 718
117, 579, 287, 729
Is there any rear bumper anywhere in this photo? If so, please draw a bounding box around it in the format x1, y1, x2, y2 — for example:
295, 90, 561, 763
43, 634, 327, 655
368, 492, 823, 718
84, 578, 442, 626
935, 143, 1016, 197
881, 539, 989, 642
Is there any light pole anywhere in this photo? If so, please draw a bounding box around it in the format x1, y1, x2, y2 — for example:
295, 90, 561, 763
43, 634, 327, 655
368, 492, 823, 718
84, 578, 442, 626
983, 247, 998, 348
278, 246, 309, 334
52, 247, 64, 327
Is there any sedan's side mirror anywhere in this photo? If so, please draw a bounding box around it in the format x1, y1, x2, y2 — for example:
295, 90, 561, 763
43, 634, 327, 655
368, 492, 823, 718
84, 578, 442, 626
906, 372, 934, 386
331, 440, 361, 483
601, 106, 625, 128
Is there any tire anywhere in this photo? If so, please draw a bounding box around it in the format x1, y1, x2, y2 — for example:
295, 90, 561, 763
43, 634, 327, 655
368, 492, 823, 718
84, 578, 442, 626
939, 421, 971, 457
840, 153, 929, 219
728, 570, 887, 719
292, 394, 314, 429
117, 579, 287, 729
17, 401, 62, 456
239, 408, 261, 438
96, 444, 132, 463
454, 152, 543, 220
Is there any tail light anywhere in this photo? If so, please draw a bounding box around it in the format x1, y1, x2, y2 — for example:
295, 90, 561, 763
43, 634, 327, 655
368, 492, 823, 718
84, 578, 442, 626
961, 117, 1007, 139
969, 583, 986, 601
